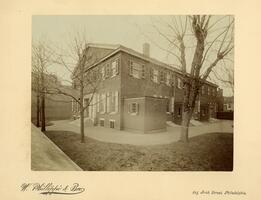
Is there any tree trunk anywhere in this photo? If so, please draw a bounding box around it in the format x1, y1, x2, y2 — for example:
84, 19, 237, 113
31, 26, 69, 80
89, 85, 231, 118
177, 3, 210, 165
80, 52, 85, 143
179, 80, 199, 143
80, 86, 85, 143
41, 91, 46, 132
36, 93, 40, 127
180, 110, 192, 142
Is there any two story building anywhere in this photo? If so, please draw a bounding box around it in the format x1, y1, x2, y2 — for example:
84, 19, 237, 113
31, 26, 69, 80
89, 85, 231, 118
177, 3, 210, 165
72, 43, 222, 133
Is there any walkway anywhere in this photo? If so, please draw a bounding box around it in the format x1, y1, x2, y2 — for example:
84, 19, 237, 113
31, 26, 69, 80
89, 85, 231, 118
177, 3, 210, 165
47, 119, 233, 146
31, 124, 82, 171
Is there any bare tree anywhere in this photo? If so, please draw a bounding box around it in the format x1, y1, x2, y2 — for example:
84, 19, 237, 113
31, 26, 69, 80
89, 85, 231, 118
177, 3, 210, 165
48, 33, 101, 143
32, 40, 54, 131
150, 15, 234, 142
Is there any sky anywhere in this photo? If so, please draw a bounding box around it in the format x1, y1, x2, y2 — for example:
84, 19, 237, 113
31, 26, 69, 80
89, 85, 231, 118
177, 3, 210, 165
32, 15, 234, 96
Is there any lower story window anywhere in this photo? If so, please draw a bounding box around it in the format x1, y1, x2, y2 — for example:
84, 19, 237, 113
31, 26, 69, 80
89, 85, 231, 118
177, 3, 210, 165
100, 118, 105, 127
178, 107, 182, 116
109, 120, 115, 128
128, 102, 139, 115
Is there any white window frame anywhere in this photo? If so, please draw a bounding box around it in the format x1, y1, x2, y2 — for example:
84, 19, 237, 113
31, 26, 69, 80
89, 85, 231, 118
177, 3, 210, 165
129, 60, 143, 79
128, 102, 139, 115
208, 87, 211, 96
202, 85, 205, 95
153, 69, 159, 83
99, 118, 105, 127
109, 119, 116, 128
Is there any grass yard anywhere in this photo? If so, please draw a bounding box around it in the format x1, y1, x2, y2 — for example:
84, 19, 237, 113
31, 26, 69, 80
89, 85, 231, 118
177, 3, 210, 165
44, 131, 233, 171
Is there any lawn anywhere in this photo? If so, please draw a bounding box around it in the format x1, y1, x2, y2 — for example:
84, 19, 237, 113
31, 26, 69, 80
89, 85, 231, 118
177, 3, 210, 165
44, 131, 233, 171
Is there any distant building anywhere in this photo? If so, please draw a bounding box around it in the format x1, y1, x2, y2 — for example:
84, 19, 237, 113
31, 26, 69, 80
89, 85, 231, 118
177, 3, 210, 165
223, 96, 234, 112
31, 72, 73, 124
71, 43, 223, 133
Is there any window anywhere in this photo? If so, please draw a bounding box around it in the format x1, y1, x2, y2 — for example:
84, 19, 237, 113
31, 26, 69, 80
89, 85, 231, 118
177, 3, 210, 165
201, 86, 205, 95
128, 102, 139, 115
208, 87, 211, 96
166, 98, 170, 113
111, 59, 119, 77
141, 65, 145, 78
177, 78, 182, 89
166, 72, 171, 86
99, 118, 105, 127
160, 71, 165, 83
109, 120, 115, 128
152, 69, 159, 83
129, 60, 144, 79
110, 91, 119, 113
212, 88, 216, 96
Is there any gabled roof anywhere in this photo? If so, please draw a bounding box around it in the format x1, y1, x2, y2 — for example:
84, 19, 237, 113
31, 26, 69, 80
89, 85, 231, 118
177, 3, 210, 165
86, 43, 121, 50
85, 43, 218, 87
86, 43, 181, 74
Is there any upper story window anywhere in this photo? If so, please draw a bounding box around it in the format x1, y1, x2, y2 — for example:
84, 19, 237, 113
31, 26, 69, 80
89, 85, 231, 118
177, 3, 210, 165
208, 87, 211, 96
160, 71, 165, 83
201, 85, 205, 95
177, 78, 182, 89
111, 59, 119, 77
212, 88, 216, 96
129, 60, 145, 79
152, 69, 159, 83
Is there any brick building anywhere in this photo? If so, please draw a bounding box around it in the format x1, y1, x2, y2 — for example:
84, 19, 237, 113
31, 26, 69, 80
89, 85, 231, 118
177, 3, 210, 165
72, 43, 223, 133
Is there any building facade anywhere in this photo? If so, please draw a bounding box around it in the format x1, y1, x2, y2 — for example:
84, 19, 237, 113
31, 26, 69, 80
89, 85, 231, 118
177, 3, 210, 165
72, 43, 222, 133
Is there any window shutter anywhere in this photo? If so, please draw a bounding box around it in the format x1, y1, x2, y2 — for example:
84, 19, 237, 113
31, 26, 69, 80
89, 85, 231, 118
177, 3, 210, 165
115, 91, 119, 113
150, 68, 153, 81
106, 92, 109, 113
128, 60, 132, 76
97, 94, 100, 112
136, 103, 139, 114
141, 65, 145, 78
116, 59, 119, 75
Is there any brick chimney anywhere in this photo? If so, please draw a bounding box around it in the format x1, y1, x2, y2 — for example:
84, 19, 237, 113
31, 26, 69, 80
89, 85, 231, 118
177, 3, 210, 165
142, 43, 150, 57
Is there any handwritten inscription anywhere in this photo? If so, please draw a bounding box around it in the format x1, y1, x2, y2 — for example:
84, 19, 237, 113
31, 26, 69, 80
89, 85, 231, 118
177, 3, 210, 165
20, 182, 85, 195
192, 190, 246, 196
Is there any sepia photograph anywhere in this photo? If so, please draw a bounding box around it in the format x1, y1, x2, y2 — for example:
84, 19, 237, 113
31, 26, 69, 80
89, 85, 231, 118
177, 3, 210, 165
31, 15, 234, 171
